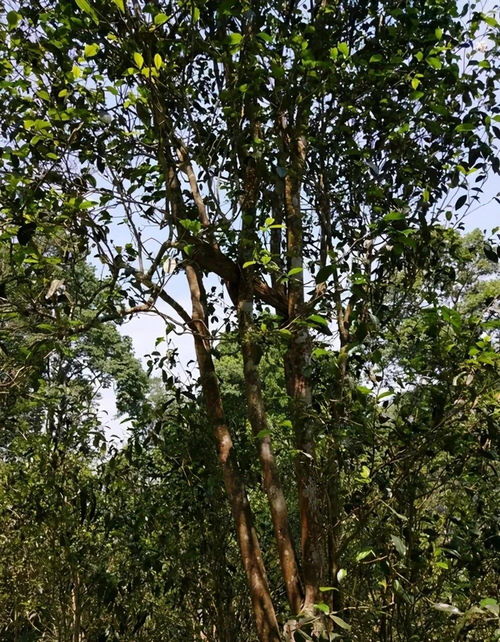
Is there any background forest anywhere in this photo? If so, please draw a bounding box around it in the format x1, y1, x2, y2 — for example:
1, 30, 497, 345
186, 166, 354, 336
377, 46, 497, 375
0, 0, 499, 641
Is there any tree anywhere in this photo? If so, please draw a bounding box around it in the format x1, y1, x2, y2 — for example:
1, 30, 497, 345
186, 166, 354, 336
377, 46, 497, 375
1, 1, 499, 639
0, 230, 153, 640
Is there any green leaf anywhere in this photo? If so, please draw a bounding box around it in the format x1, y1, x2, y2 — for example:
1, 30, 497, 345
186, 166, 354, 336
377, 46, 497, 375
154, 13, 169, 25
256, 32, 273, 43
331, 615, 351, 631
75, 0, 98, 23
369, 54, 383, 63
355, 549, 373, 562
337, 42, 349, 57
154, 53, 163, 70
483, 243, 498, 262
37, 323, 56, 331
352, 273, 367, 285
391, 535, 407, 556
314, 602, 330, 614
455, 194, 467, 210
315, 264, 336, 283
435, 27, 443, 39
336, 568, 347, 583
426, 57, 442, 69
312, 348, 331, 358
111, 0, 125, 10
383, 211, 406, 221
287, 267, 303, 276
84, 43, 99, 57
179, 219, 201, 234
480, 598, 499, 616
227, 33, 243, 52
319, 586, 336, 592
356, 385, 372, 395
7, 11, 21, 29
359, 465, 370, 479
481, 13, 499, 27
133, 52, 144, 69
455, 123, 475, 132
255, 429, 271, 439
307, 314, 329, 327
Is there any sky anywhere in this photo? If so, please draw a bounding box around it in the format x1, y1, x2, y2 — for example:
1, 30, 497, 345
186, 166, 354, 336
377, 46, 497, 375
96, 0, 500, 441
98, 179, 498, 445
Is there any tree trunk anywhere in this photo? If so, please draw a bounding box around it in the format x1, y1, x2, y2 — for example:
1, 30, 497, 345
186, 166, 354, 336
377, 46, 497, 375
71, 572, 81, 642
284, 334, 324, 612
238, 296, 304, 614
282, 132, 325, 613
151, 87, 281, 641
184, 263, 281, 642
237, 148, 304, 616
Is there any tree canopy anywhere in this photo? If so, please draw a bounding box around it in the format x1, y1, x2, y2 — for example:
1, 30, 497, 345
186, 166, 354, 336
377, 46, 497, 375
0, 1, 499, 640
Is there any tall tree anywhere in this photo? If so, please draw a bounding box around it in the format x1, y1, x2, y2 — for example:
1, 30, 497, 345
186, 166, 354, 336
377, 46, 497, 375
1, 1, 499, 639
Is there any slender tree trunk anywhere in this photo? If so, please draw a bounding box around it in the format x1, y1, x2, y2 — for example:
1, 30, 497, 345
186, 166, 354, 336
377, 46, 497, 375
282, 132, 325, 615
238, 294, 304, 614
237, 150, 304, 616
151, 87, 280, 641
184, 263, 281, 642
326, 455, 343, 613
284, 334, 324, 611
71, 572, 81, 642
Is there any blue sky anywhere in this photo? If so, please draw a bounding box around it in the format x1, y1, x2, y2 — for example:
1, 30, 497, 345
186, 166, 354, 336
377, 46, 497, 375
98, 188, 499, 443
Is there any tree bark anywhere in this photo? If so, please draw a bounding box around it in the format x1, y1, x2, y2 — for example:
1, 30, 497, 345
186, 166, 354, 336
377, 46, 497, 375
237, 146, 304, 616
184, 262, 281, 642
282, 132, 325, 613
238, 292, 304, 615
71, 571, 81, 642
151, 88, 281, 641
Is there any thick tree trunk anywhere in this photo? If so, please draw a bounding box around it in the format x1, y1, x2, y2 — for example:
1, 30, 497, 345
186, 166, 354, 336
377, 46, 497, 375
184, 263, 281, 642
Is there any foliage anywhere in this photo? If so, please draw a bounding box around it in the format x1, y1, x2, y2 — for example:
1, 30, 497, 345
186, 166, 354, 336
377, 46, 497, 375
0, 0, 499, 641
